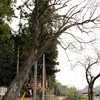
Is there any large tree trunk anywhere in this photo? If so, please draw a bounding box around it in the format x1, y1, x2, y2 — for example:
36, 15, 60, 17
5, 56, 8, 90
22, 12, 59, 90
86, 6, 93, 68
2, 35, 57, 100
88, 84, 94, 100
2, 46, 37, 100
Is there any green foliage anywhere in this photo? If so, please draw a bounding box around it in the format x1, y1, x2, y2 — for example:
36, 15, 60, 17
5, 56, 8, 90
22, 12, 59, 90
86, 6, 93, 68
0, 35, 16, 86
0, 0, 13, 36
0, 0, 13, 19
0, 0, 14, 86
64, 87, 78, 100
0, 22, 10, 35
27, 0, 59, 83
80, 95, 88, 100
0, 0, 58, 88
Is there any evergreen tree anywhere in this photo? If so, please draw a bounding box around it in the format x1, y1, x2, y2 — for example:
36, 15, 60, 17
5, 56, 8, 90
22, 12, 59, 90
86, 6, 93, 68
14, 0, 59, 81
0, 0, 14, 86
0, 0, 13, 35
0, 36, 15, 86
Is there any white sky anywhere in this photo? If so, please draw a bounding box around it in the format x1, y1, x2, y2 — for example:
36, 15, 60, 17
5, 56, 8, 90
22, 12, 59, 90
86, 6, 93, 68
56, 45, 87, 90
55, 0, 100, 90
55, 25, 100, 90
56, 44, 100, 90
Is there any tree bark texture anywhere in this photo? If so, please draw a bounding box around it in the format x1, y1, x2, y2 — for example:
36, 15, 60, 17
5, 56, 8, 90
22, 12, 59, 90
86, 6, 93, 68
2, 33, 58, 100
88, 84, 93, 100
2, 46, 36, 100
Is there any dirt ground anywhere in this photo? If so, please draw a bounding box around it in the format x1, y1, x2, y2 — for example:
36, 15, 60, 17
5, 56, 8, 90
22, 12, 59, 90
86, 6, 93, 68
18, 97, 32, 100
0, 96, 63, 100
17, 96, 62, 100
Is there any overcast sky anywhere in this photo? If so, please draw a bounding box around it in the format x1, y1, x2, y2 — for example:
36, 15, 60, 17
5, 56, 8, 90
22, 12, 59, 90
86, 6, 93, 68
55, 45, 87, 90
56, 44, 100, 90
55, 26, 100, 90
54, 0, 100, 90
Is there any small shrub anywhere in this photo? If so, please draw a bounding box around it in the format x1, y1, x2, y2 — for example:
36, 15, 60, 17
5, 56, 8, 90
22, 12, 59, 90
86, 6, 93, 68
64, 94, 74, 100
80, 95, 88, 100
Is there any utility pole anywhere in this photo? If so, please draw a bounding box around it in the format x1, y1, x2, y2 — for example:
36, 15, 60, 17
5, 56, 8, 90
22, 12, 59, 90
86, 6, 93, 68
42, 54, 45, 100
33, 50, 37, 100
17, 45, 20, 73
